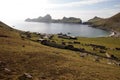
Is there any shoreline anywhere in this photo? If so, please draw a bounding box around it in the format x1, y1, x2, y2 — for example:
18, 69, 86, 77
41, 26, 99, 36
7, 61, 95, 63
11, 21, 120, 38
108, 32, 115, 37
88, 25, 120, 37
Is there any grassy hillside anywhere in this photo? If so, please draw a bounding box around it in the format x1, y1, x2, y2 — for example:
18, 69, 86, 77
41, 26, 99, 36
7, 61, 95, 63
86, 12, 120, 32
0, 21, 120, 80
50, 35, 120, 59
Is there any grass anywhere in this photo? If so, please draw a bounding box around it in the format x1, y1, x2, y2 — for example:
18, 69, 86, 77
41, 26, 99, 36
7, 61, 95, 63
50, 35, 120, 57
0, 21, 120, 80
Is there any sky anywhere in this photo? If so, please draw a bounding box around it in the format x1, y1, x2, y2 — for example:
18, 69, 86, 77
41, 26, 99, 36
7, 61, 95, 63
0, 0, 120, 22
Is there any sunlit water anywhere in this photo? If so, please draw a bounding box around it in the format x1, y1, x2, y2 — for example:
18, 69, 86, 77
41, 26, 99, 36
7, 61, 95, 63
6, 21, 110, 37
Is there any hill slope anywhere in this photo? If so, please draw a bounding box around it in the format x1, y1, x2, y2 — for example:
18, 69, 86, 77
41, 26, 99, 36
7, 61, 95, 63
0, 21, 120, 80
85, 12, 120, 33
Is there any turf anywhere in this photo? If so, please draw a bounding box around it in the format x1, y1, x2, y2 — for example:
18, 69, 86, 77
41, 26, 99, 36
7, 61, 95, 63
0, 21, 120, 80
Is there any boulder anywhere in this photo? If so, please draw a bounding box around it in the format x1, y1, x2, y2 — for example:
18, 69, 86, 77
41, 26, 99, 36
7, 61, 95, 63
99, 50, 106, 53
116, 48, 120, 50
4, 68, 12, 74
18, 73, 33, 80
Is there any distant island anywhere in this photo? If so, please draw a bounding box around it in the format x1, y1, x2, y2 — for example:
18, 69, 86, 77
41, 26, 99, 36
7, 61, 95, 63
25, 14, 82, 24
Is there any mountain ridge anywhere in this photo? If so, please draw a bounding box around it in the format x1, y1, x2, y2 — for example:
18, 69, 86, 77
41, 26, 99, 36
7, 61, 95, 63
25, 14, 82, 24
84, 12, 120, 33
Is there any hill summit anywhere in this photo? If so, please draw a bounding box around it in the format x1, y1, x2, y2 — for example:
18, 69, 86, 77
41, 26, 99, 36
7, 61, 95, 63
85, 12, 120, 32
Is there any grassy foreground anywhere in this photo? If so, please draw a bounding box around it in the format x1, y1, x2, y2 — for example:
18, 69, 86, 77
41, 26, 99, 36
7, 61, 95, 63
0, 21, 120, 80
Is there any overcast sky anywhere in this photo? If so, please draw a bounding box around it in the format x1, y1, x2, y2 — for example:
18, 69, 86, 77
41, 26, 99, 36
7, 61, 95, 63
0, 0, 120, 22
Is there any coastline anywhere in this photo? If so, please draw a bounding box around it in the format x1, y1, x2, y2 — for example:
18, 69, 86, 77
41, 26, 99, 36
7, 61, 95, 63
87, 24, 120, 37
110, 31, 120, 37
109, 32, 115, 37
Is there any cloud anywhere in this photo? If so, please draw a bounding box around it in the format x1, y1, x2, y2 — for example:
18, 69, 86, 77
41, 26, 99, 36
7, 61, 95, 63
48, 0, 109, 8
0, 0, 49, 21
47, 7, 120, 21
114, 4, 120, 8
0, 0, 119, 22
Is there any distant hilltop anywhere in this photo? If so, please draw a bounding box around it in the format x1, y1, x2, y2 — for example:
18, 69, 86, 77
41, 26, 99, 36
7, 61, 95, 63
25, 14, 52, 23
83, 12, 120, 32
25, 14, 82, 24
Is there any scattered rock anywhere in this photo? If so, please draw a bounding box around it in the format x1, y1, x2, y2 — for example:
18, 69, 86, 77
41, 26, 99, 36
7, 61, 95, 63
21, 35, 25, 39
62, 42, 66, 45
116, 63, 120, 66
111, 55, 118, 60
18, 73, 33, 80
80, 53, 88, 57
107, 62, 114, 65
24, 73, 33, 78
99, 50, 106, 53
4, 68, 12, 74
107, 60, 115, 65
93, 56, 100, 62
4, 68, 11, 72
93, 47, 96, 51
105, 53, 111, 58
114, 62, 120, 66
65, 45, 74, 49
89, 44, 107, 50
51, 40, 56, 43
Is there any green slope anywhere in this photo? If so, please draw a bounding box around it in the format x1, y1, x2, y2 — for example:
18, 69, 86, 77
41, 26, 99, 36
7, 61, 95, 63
86, 12, 120, 32
0, 21, 120, 80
